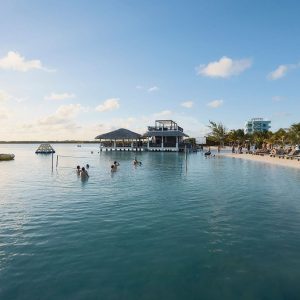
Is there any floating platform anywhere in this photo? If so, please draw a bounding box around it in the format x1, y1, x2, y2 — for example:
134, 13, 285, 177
35, 144, 55, 154
0, 154, 15, 161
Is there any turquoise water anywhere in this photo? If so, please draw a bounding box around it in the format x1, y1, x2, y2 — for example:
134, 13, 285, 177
1, 144, 300, 300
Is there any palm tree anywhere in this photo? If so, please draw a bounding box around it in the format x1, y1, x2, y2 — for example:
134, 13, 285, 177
226, 129, 246, 146
251, 131, 272, 149
207, 121, 227, 147
272, 128, 287, 147
288, 123, 300, 145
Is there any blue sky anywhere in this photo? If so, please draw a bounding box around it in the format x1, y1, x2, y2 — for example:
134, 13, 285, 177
0, 0, 300, 140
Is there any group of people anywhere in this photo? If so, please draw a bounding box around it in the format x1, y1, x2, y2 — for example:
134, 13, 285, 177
232, 144, 251, 154
76, 158, 142, 177
111, 158, 142, 172
76, 164, 89, 179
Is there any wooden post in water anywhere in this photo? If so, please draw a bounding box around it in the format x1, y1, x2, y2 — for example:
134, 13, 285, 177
51, 153, 54, 172
185, 145, 188, 172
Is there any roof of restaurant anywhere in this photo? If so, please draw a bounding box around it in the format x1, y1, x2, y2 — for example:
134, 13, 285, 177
95, 128, 142, 140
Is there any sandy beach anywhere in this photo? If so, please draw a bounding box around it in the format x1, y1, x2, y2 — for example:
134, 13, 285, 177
221, 153, 300, 170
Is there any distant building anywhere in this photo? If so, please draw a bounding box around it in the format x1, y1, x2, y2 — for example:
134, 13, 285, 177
144, 120, 189, 152
95, 120, 189, 152
244, 118, 271, 134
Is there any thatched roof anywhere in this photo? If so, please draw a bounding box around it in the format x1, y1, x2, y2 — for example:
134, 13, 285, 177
143, 131, 189, 137
95, 128, 142, 140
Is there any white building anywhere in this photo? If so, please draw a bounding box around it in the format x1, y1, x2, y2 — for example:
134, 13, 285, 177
245, 118, 271, 134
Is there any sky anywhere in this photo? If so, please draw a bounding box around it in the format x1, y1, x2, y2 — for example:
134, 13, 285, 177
0, 0, 300, 140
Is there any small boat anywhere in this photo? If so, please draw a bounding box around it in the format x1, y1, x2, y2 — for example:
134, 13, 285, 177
0, 154, 15, 161
35, 143, 55, 154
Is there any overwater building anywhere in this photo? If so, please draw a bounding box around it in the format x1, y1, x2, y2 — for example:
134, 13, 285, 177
143, 120, 189, 152
244, 118, 271, 134
95, 120, 189, 152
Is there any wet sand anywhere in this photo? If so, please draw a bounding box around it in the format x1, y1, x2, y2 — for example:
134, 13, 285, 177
221, 153, 300, 170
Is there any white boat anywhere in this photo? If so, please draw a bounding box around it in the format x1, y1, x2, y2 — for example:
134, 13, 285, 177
0, 154, 15, 161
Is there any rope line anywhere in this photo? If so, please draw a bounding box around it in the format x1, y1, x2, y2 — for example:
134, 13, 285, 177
57, 155, 91, 159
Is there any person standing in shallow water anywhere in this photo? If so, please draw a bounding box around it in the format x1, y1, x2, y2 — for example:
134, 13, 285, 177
81, 167, 89, 179
76, 165, 81, 175
232, 145, 235, 153
133, 157, 142, 166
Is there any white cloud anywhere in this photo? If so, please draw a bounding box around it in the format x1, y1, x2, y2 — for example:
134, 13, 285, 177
268, 62, 300, 80
207, 99, 223, 108
0, 107, 210, 141
181, 101, 194, 108
273, 112, 291, 118
44, 92, 76, 101
154, 110, 172, 117
0, 51, 54, 72
148, 86, 159, 92
0, 107, 11, 119
0, 90, 12, 102
95, 98, 120, 112
272, 96, 283, 102
15, 97, 28, 103
37, 104, 83, 126
197, 56, 252, 78
268, 65, 289, 80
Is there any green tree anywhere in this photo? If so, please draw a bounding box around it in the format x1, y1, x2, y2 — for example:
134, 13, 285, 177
226, 129, 246, 145
272, 128, 287, 147
288, 123, 300, 145
251, 131, 272, 149
207, 121, 227, 147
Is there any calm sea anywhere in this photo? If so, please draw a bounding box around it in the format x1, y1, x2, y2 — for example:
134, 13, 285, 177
1, 144, 300, 300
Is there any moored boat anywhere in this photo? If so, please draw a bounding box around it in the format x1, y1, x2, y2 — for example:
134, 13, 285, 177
0, 154, 15, 161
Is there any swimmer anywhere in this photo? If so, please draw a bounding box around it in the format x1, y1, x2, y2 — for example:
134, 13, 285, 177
86, 164, 90, 169
76, 165, 81, 175
114, 161, 120, 166
81, 167, 89, 178
133, 157, 142, 166
111, 164, 117, 172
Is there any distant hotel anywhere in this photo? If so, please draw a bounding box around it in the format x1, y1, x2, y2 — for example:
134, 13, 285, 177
244, 118, 271, 134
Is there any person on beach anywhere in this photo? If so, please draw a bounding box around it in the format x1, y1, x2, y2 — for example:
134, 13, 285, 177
81, 167, 89, 179
232, 145, 235, 153
217, 145, 221, 153
239, 146, 243, 154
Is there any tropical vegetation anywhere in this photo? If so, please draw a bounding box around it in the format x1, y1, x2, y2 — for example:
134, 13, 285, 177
207, 121, 300, 148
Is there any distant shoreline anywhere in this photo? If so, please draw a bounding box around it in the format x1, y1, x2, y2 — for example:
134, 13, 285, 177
221, 153, 300, 170
0, 141, 99, 144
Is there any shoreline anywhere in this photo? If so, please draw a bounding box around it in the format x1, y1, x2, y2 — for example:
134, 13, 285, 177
221, 153, 300, 170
